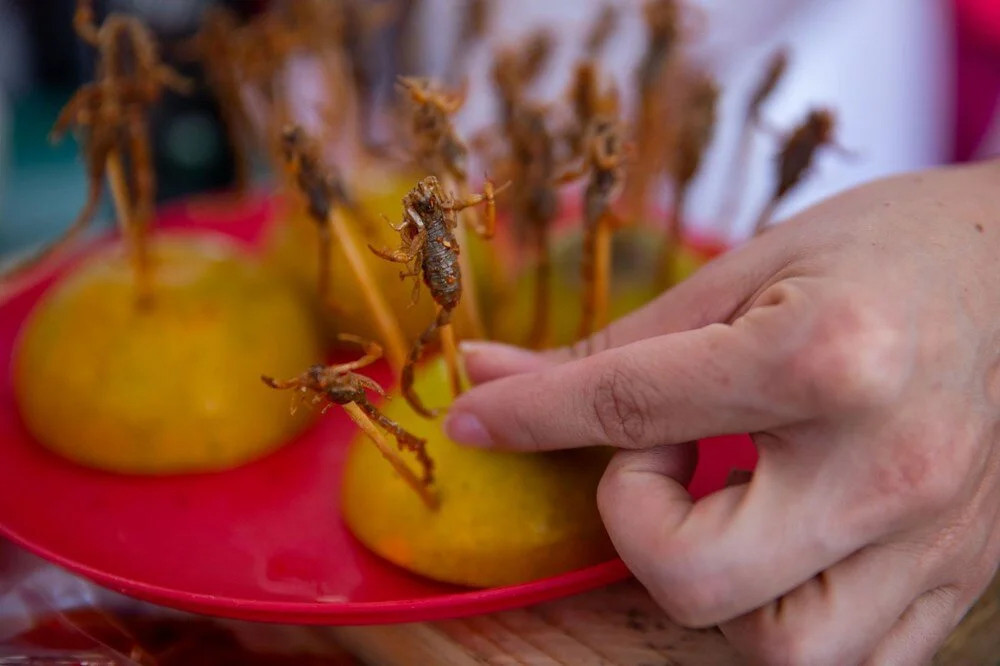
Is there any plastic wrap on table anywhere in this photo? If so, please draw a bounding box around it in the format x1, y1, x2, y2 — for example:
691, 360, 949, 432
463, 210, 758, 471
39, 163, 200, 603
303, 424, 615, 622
0, 540, 359, 665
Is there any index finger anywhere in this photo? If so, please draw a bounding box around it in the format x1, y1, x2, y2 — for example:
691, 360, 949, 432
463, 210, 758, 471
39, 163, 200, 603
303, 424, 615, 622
446, 274, 900, 452
445, 296, 810, 451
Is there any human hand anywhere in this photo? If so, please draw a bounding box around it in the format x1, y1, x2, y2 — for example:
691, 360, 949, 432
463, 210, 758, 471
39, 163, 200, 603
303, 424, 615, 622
444, 162, 1000, 664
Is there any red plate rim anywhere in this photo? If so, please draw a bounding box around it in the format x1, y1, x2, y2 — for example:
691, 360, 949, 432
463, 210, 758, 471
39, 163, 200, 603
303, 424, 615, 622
0, 524, 633, 625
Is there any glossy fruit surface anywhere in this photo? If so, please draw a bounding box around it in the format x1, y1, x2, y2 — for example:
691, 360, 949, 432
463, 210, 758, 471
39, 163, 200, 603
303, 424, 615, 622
13, 234, 323, 474
342, 357, 617, 588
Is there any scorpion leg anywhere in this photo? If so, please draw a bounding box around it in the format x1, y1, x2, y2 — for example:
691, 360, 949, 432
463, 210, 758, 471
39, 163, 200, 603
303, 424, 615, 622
73, 0, 100, 45
49, 86, 97, 142
368, 245, 414, 263
445, 178, 511, 240
332, 334, 384, 373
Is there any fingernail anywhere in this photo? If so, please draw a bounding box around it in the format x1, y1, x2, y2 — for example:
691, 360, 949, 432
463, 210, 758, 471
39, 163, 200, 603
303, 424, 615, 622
444, 411, 494, 448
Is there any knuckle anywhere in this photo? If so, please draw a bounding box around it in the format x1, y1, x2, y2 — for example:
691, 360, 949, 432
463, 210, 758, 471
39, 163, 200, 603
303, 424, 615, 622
645, 544, 732, 628
892, 431, 966, 514
727, 608, 826, 666
591, 361, 652, 448
653, 575, 730, 629
753, 634, 819, 666
790, 297, 908, 411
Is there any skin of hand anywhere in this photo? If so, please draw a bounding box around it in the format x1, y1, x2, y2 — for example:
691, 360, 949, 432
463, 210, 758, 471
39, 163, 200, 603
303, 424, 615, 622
443, 161, 1000, 665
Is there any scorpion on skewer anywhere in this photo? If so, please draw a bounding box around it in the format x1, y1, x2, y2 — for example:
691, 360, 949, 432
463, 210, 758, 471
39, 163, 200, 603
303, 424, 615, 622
753, 108, 839, 234
449, 0, 493, 85
507, 103, 572, 349
660, 71, 719, 287
280, 125, 377, 297
397, 76, 470, 183
262, 334, 436, 508
718, 47, 789, 230
184, 6, 255, 192
584, 3, 620, 58
62, 0, 191, 230
369, 176, 507, 417
556, 113, 628, 354
2, 0, 189, 289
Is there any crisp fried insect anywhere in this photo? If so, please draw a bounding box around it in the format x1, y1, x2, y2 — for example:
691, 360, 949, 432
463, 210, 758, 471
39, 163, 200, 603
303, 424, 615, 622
748, 48, 789, 125
717, 47, 789, 232
561, 115, 627, 353
262, 334, 436, 507
2, 1, 188, 290
449, 0, 492, 84
626, 0, 682, 224
231, 11, 296, 104
753, 109, 837, 234
585, 3, 620, 58
397, 76, 469, 181
491, 30, 555, 134
636, 0, 681, 103
282, 0, 396, 152
507, 104, 568, 348
370, 176, 506, 416
281, 125, 353, 298
183, 7, 254, 191
519, 29, 555, 85
492, 48, 525, 134
564, 61, 617, 157
280, 124, 408, 370
397, 76, 497, 339
660, 72, 718, 287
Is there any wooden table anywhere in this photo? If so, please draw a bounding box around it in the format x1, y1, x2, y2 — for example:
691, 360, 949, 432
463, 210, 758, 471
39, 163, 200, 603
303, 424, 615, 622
320, 574, 1000, 665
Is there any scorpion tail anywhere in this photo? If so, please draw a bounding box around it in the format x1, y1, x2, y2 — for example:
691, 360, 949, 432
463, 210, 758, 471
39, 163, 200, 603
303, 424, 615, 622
401, 308, 452, 418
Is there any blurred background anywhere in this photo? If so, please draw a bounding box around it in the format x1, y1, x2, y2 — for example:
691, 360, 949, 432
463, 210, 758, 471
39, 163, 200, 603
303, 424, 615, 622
0, 0, 982, 261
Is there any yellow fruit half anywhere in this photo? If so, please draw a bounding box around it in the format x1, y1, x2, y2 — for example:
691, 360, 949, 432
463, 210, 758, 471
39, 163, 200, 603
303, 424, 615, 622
341, 357, 616, 588
13, 234, 323, 474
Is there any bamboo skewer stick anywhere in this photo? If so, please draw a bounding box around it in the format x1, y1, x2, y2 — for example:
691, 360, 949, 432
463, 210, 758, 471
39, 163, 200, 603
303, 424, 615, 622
593, 216, 612, 332
443, 174, 486, 340
343, 401, 438, 510
657, 187, 686, 290
527, 226, 551, 349
316, 218, 332, 302
328, 210, 408, 372
106, 151, 153, 305
438, 311, 463, 398
753, 198, 779, 236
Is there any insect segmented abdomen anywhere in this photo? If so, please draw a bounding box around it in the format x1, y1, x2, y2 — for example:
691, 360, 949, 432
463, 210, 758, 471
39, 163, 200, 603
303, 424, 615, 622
420, 211, 462, 311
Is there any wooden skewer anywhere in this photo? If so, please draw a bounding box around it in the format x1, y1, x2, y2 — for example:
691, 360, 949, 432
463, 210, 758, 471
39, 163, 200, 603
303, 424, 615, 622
593, 216, 612, 332
526, 226, 551, 349
316, 217, 332, 301
343, 401, 439, 510
657, 187, 686, 290
443, 174, 486, 340
752, 198, 779, 236
328, 210, 408, 372
716, 122, 754, 233
106, 151, 153, 304
438, 312, 463, 398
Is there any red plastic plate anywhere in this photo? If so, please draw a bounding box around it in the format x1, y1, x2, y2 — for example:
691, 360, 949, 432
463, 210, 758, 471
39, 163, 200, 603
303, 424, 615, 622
0, 192, 756, 624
